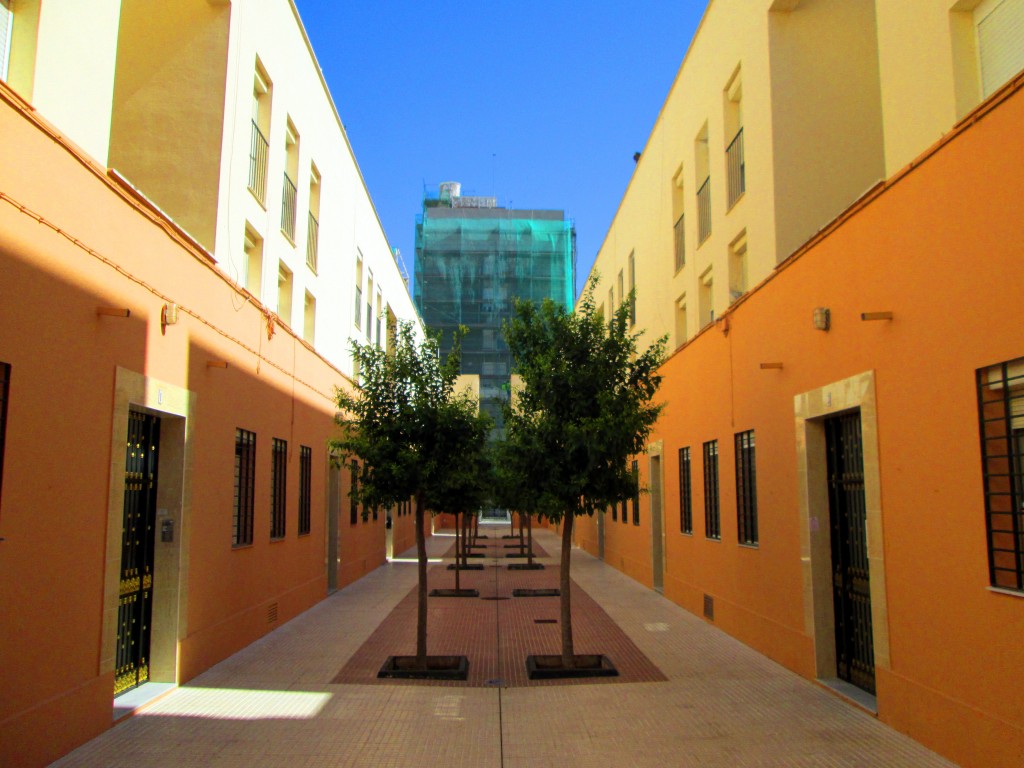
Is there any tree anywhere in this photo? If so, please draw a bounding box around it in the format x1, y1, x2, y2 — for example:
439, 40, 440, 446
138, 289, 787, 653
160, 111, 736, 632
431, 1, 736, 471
332, 320, 488, 670
503, 278, 666, 670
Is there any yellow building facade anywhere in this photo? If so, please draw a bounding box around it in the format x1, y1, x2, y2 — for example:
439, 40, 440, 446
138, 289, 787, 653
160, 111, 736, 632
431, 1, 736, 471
591, 0, 1024, 351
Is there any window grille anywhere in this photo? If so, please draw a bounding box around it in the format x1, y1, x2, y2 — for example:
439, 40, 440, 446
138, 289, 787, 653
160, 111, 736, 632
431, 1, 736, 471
703, 440, 720, 539
281, 173, 297, 240
697, 177, 712, 244
674, 214, 685, 272
727, 128, 745, 208
306, 212, 319, 273
233, 429, 256, 546
977, 357, 1024, 591
271, 438, 287, 539
248, 121, 269, 203
735, 430, 758, 545
299, 445, 311, 536
679, 446, 692, 534
631, 460, 640, 525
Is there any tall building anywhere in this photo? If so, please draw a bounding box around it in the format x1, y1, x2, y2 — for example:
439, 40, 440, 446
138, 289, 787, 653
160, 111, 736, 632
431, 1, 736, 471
0, 2, 422, 765
414, 182, 575, 436
572, 2, 1024, 767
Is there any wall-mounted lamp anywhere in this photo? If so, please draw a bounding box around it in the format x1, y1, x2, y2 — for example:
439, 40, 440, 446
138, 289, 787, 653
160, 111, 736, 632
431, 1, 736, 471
861, 311, 893, 321
207, 360, 229, 369
162, 303, 178, 326
812, 307, 831, 331
760, 362, 784, 370
97, 307, 130, 318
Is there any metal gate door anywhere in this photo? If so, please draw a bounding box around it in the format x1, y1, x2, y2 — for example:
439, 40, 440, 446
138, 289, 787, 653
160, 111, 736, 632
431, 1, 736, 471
825, 410, 875, 694
115, 410, 161, 695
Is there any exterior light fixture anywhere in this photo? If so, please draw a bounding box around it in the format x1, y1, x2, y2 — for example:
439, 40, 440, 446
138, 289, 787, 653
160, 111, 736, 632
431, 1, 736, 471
861, 311, 893, 321
96, 307, 130, 317
162, 303, 179, 326
759, 362, 783, 370
812, 307, 830, 331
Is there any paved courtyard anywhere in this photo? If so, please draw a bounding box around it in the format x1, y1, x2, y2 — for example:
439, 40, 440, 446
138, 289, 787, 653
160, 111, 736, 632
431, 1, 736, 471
52, 527, 957, 767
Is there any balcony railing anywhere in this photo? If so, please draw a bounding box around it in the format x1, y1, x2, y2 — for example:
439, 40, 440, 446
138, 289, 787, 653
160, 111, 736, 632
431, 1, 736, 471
281, 173, 297, 241
727, 127, 745, 208
248, 120, 269, 203
674, 213, 685, 271
697, 177, 711, 244
306, 212, 319, 274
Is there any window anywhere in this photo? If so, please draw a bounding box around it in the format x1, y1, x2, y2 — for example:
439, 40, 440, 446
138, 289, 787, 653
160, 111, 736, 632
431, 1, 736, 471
298, 445, 311, 536
703, 440, 720, 539
725, 68, 745, 208
976, 0, 1024, 99
696, 123, 711, 244
699, 267, 714, 328
277, 262, 293, 326
0, 361, 10, 506
303, 291, 316, 345
620, 497, 627, 524
735, 430, 758, 545
306, 165, 320, 273
679, 446, 692, 534
628, 251, 636, 327
271, 438, 287, 539
631, 459, 640, 525
248, 59, 272, 203
243, 224, 263, 299
672, 165, 686, 272
349, 461, 359, 525
233, 428, 256, 546
0, 1, 12, 82
281, 118, 299, 241
354, 253, 363, 329
977, 356, 1024, 591
366, 272, 374, 340
375, 289, 383, 348
675, 294, 688, 346
611, 501, 617, 522
729, 231, 748, 304
617, 270, 624, 311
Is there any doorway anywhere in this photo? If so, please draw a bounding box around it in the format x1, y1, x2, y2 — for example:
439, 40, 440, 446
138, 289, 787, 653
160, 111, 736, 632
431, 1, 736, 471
825, 410, 875, 694
650, 453, 665, 593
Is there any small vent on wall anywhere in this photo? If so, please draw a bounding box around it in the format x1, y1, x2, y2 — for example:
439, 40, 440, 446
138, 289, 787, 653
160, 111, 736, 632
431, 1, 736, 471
703, 594, 714, 621
267, 602, 279, 624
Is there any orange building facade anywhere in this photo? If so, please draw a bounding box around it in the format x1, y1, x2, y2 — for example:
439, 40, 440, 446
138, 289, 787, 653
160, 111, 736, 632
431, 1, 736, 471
0, 85, 425, 767
575, 76, 1024, 768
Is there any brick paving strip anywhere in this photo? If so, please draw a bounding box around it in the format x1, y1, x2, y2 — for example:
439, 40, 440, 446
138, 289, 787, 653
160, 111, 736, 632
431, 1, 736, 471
333, 534, 665, 688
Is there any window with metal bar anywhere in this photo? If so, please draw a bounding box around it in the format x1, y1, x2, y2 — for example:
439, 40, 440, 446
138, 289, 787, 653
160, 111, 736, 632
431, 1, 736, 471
281, 173, 297, 240
0, 362, 9, 508
611, 501, 617, 522
270, 438, 287, 539
306, 212, 319, 273
697, 177, 711, 244
248, 121, 269, 203
620, 497, 627, 524
703, 440, 720, 539
628, 251, 636, 327
735, 430, 757, 545
727, 128, 745, 208
233, 428, 256, 546
977, 357, 1024, 591
679, 446, 692, 534
631, 460, 640, 525
674, 214, 685, 272
298, 445, 311, 536
349, 461, 359, 525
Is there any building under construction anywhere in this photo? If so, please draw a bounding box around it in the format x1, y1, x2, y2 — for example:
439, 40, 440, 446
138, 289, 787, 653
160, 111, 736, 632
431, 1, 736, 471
414, 182, 576, 437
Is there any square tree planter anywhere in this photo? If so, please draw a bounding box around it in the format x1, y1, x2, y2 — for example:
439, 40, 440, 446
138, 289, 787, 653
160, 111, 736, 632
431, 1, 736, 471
446, 563, 485, 571
429, 588, 480, 598
512, 588, 560, 597
378, 655, 469, 680
507, 563, 545, 571
525, 654, 618, 680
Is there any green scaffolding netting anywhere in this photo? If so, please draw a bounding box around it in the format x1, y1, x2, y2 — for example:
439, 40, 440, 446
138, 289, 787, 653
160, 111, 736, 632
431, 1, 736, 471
414, 197, 576, 437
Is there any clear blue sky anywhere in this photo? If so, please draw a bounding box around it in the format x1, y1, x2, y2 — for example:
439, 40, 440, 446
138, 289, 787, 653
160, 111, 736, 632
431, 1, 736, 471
293, 1, 706, 300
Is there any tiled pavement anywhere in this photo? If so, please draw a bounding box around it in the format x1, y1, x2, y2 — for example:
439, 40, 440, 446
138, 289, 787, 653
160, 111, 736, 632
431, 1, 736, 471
52, 527, 958, 767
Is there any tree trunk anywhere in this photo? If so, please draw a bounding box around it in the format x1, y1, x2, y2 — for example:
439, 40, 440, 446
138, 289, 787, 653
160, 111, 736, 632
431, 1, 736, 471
415, 491, 428, 667
527, 513, 535, 566
518, 512, 525, 549
454, 511, 461, 592
560, 513, 574, 668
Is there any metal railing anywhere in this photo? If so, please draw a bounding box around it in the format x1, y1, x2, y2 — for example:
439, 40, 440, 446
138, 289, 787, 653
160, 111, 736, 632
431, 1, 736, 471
727, 127, 745, 208
281, 173, 297, 241
673, 213, 685, 271
697, 177, 711, 244
306, 212, 319, 273
248, 120, 269, 203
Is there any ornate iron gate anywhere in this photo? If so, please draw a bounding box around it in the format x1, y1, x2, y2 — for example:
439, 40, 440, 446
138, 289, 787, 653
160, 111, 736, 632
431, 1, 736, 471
825, 410, 875, 694
115, 410, 160, 695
